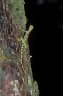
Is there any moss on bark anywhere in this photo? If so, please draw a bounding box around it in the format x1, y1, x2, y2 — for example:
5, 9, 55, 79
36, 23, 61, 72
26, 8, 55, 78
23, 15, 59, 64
0, 0, 39, 96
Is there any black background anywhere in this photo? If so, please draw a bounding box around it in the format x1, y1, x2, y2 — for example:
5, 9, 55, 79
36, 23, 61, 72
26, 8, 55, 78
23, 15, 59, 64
24, 0, 62, 96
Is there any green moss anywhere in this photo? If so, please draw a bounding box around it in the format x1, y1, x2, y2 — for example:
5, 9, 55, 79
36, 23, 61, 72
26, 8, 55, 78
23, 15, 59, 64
33, 81, 39, 96
6, 0, 27, 30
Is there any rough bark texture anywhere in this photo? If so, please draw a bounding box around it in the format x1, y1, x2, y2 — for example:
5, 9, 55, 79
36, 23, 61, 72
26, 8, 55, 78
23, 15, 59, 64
0, 0, 39, 96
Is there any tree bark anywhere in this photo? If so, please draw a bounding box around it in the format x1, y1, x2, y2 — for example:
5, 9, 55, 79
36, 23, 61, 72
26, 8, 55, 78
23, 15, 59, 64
0, 0, 39, 96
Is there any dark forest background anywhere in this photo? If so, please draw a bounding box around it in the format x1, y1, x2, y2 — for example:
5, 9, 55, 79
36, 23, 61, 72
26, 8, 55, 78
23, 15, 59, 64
24, 0, 63, 96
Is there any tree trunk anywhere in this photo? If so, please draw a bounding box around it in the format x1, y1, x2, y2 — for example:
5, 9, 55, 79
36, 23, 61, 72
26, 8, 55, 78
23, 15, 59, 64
0, 0, 39, 96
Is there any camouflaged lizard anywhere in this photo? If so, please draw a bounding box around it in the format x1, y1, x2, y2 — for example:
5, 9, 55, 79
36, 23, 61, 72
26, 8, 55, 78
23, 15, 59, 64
16, 25, 33, 76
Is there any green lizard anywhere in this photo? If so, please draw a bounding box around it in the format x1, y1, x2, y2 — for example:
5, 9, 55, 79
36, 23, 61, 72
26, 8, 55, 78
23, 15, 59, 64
16, 25, 34, 78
